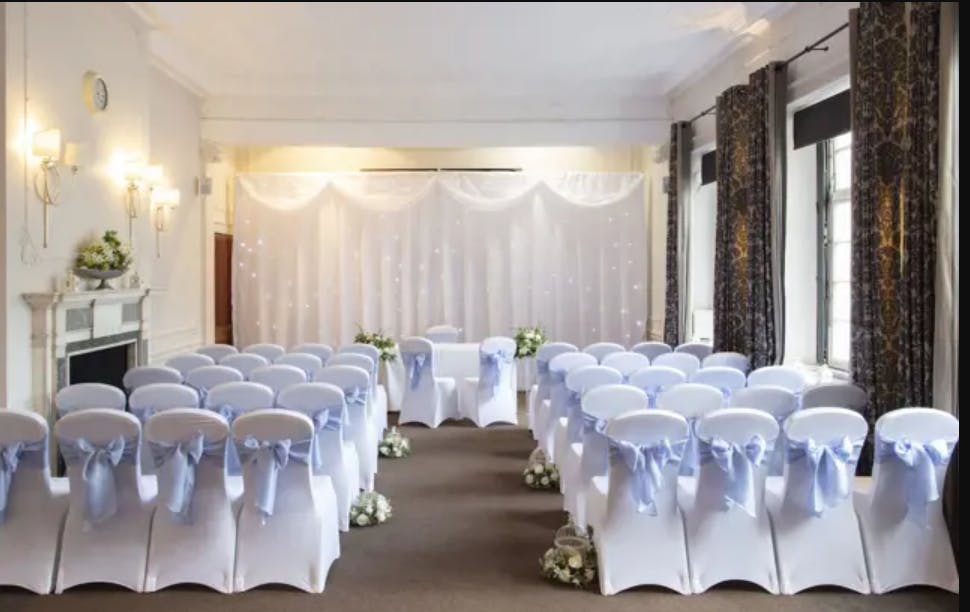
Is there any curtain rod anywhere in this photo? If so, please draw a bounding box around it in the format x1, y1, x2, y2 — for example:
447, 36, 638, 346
688, 21, 850, 124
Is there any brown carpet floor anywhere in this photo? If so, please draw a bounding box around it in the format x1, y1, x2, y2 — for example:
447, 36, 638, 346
1, 406, 959, 612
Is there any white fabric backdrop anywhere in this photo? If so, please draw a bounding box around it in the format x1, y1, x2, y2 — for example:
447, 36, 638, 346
233, 172, 647, 348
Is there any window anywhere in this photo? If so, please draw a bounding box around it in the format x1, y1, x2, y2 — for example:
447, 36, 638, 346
817, 133, 852, 369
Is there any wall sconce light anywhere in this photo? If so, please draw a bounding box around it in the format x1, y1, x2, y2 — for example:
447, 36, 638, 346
152, 187, 180, 257
32, 128, 62, 248
63, 142, 87, 175
123, 161, 164, 241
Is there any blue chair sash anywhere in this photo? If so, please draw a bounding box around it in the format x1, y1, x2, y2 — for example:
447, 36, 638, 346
0, 439, 48, 523
875, 435, 953, 526
190, 384, 209, 404
786, 435, 862, 515
679, 417, 701, 476
609, 437, 686, 515
209, 404, 245, 474
699, 435, 769, 517
581, 412, 608, 436
344, 386, 369, 413
150, 434, 227, 522
236, 436, 312, 521
402, 351, 430, 391
564, 390, 585, 444
310, 405, 345, 472
130, 405, 160, 423
60, 436, 137, 524
644, 386, 664, 409
479, 349, 512, 397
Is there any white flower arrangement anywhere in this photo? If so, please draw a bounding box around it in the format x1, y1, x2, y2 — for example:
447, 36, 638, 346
522, 456, 560, 490
75, 230, 132, 271
540, 526, 597, 588
350, 491, 393, 527
353, 326, 397, 362
514, 325, 546, 359
378, 427, 411, 458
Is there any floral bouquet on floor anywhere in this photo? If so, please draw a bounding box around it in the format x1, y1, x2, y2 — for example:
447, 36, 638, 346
514, 325, 546, 359
540, 524, 597, 588
350, 491, 393, 527
522, 448, 559, 490
353, 326, 397, 362
378, 426, 411, 458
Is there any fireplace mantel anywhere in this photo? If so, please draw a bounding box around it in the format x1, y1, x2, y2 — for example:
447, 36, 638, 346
22, 288, 152, 422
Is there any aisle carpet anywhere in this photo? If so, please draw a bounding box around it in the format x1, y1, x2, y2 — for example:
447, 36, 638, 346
1, 405, 958, 612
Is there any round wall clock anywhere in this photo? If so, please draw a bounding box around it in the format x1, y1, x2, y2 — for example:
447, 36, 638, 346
82, 71, 109, 113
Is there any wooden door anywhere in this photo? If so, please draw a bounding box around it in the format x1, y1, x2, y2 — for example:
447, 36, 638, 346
214, 233, 233, 345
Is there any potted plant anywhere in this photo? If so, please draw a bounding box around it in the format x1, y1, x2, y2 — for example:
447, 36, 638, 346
513, 325, 546, 391
74, 230, 133, 290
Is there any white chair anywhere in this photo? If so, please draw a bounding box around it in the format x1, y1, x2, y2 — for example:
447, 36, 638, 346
250, 364, 308, 399
291, 343, 334, 365
197, 344, 238, 363
581, 342, 625, 364
275, 352, 324, 379
205, 381, 275, 476
55, 383, 127, 418
327, 352, 383, 438
0, 410, 69, 593
129, 383, 202, 474
589, 411, 691, 595
747, 365, 806, 397
54, 409, 156, 592
656, 383, 724, 475
630, 341, 671, 361
528, 342, 577, 438
690, 366, 747, 400
767, 408, 870, 594
730, 385, 799, 476
425, 324, 460, 343
652, 352, 701, 379
568, 385, 647, 531
231, 410, 340, 593
458, 336, 517, 427
802, 383, 868, 412
627, 366, 687, 408
122, 366, 182, 393
338, 344, 389, 436
165, 353, 216, 379
540, 352, 597, 461
143, 409, 236, 593
702, 351, 750, 373
398, 337, 458, 429
855, 408, 959, 593
242, 343, 286, 363
683, 408, 780, 594
219, 353, 270, 380
184, 365, 244, 402
313, 365, 378, 491
601, 351, 650, 382
278, 383, 361, 531
675, 342, 713, 361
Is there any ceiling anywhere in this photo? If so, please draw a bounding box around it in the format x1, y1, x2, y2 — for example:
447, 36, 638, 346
128, 2, 793, 146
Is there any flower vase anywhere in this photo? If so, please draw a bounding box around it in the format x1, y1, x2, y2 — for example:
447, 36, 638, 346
516, 356, 536, 391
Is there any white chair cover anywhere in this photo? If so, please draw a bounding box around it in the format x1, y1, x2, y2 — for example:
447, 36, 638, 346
143, 409, 236, 593
122, 366, 182, 393
589, 411, 691, 595
242, 343, 286, 363
165, 353, 216, 379
458, 336, 517, 427
337, 345, 389, 436
630, 341, 672, 361
600, 351, 650, 382
231, 410, 340, 593
855, 408, 959, 593
627, 366, 687, 409
540, 352, 597, 461
425, 324, 460, 343
802, 383, 868, 412
129, 383, 202, 474
690, 366, 747, 400
747, 365, 807, 396
675, 342, 714, 360
275, 352, 324, 379
250, 364, 308, 399
55, 383, 126, 418
398, 337, 458, 429
313, 366, 378, 491
528, 342, 577, 438
205, 382, 276, 476
184, 365, 244, 402
582, 342, 626, 364
683, 408, 780, 593
197, 344, 238, 363
219, 353, 270, 379
702, 351, 750, 373
277, 383, 361, 531
0, 410, 69, 593
291, 343, 334, 365
652, 352, 701, 379
730, 385, 799, 476
767, 408, 870, 594
656, 383, 724, 475
54, 409, 156, 592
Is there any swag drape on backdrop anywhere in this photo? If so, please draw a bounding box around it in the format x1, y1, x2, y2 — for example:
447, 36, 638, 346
232, 172, 648, 349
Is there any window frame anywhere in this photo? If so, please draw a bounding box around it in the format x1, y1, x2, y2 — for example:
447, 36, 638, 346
816, 135, 852, 371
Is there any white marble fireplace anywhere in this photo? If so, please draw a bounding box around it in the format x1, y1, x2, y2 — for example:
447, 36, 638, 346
21, 288, 152, 423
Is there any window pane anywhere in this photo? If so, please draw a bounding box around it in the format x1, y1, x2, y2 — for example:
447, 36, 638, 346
831, 282, 851, 321
834, 132, 852, 149
829, 320, 851, 368
831, 200, 851, 242
834, 148, 852, 190
831, 243, 852, 282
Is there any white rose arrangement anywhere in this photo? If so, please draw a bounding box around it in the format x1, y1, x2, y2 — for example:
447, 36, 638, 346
540, 527, 597, 588
378, 427, 411, 458
513, 325, 546, 359
349, 491, 393, 527
522, 456, 559, 490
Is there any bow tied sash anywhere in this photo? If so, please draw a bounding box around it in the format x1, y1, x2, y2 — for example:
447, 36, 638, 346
237, 436, 312, 521
0, 439, 48, 523
150, 434, 226, 522
310, 406, 346, 471
60, 436, 136, 524
402, 351, 430, 391
131, 405, 160, 423
212, 403, 244, 423
581, 412, 608, 436
479, 349, 512, 396
699, 435, 769, 516
875, 435, 953, 526
787, 435, 862, 515
609, 437, 685, 515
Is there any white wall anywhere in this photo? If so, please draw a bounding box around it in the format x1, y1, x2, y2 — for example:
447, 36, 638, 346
2, 3, 203, 410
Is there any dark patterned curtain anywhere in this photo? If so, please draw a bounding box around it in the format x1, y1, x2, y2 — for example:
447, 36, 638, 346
850, 2, 941, 470
664, 122, 691, 346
